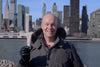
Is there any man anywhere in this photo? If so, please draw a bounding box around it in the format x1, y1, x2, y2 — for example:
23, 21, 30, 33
18, 13, 83, 67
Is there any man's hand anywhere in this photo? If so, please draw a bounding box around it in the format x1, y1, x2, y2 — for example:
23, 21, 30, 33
20, 46, 31, 63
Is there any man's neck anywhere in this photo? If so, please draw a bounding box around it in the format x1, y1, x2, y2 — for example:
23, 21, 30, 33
44, 36, 55, 48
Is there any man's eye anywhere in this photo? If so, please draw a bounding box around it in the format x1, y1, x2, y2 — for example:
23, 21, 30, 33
46, 24, 49, 26
52, 24, 55, 26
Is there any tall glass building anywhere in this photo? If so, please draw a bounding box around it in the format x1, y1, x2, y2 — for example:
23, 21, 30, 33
9, 0, 17, 22
69, 0, 79, 35
0, 0, 2, 32
17, 4, 29, 31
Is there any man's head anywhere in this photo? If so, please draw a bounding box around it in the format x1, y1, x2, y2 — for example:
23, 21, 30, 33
41, 13, 58, 39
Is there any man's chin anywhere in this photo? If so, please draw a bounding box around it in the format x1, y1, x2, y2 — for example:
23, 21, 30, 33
47, 35, 55, 38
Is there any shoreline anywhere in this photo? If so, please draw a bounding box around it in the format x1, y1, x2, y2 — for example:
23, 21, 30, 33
0, 37, 100, 41
0, 38, 26, 40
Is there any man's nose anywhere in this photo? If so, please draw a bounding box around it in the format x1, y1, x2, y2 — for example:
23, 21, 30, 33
48, 25, 52, 29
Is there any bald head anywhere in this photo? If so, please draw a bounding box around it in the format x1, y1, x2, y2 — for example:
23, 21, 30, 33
42, 13, 57, 26
41, 13, 58, 39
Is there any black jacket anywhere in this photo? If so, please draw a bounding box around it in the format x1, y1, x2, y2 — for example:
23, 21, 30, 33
18, 27, 83, 67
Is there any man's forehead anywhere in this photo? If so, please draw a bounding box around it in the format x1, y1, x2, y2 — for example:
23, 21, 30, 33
42, 14, 55, 23
43, 14, 55, 20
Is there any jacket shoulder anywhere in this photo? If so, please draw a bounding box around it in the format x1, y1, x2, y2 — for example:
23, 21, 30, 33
61, 41, 74, 49
30, 37, 42, 50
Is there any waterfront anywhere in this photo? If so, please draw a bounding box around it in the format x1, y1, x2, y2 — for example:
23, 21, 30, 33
0, 39, 26, 64
0, 39, 100, 67
72, 41, 100, 67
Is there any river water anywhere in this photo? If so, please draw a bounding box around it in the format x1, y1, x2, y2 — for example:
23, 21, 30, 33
0, 39, 100, 67
0, 39, 26, 64
74, 41, 100, 67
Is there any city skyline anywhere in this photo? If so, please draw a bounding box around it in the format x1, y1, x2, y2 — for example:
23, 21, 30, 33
2, 0, 100, 21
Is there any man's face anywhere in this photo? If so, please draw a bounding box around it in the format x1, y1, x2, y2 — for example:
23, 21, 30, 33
41, 14, 57, 38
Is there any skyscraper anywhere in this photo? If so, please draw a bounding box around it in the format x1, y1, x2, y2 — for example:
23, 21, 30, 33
63, 5, 70, 28
4, 0, 9, 19
81, 5, 88, 34
17, 4, 29, 31
89, 9, 100, 38
57, 11, 62, 27
63, 5, 70, 35
0, 0, 2, 32
1, 0, 10, 32
25, 13, 29, 33
35, 18, 42, 29
24, 7, 29, 31
25, 7, 29, 13
29, 16, 33, 32
52, 3, 57, 17
42, 3, 46, 17
17, 5, 23, 31
70, 0, 79, 35
9, 0, 17, 22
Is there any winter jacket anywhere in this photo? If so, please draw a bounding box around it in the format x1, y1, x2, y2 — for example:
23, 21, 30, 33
18, 27, 83, 67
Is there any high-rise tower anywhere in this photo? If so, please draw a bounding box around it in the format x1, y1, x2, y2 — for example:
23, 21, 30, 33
9, 0, 17, 22
81, 5, 88, 34
70, 0, 79, 35
4, 0, 9, 19
42, 3, 46, 17
29, 16, 33, 32
52, 3, 57, 17
0, 0, 2, 32
57, 11, 62, 27
63, 5, 70, 28
17, 4, 29, 31
25, 13, 29, 33
63, 5, 70, 35
89, 9, 100, 37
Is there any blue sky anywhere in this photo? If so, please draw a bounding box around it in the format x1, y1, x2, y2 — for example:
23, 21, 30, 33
2, 0, 100, 21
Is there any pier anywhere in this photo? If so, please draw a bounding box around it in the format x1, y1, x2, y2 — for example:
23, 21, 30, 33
0, 32, 32, 38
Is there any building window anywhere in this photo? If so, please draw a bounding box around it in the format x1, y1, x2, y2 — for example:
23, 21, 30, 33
98, 25, 100, 28
93, 25, 95, 27
92, 13, 95, 17
95, 34, 97, 38
98, 19, 100, 22
97, 12, 100, 15
98, 29, 100, 31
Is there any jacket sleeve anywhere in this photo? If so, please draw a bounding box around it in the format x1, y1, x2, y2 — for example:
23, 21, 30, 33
17, 59, 29, 67
69, 44, 84, 67
17, 46, 31, 67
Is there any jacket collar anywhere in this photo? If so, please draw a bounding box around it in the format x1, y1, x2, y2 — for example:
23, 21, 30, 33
31, 27, 66, 44
33, 34, 64, 49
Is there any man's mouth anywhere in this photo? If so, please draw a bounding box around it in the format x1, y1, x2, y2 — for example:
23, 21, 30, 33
47, 30, 53, 32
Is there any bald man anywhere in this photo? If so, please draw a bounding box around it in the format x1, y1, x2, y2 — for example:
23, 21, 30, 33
41, 14, 58, 48
18, 13, 83, 67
